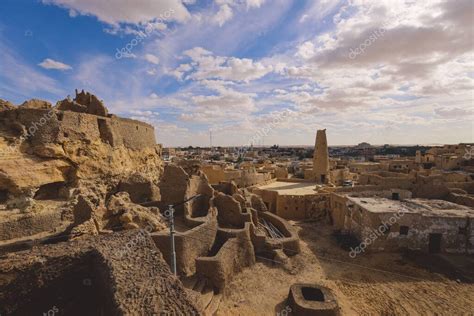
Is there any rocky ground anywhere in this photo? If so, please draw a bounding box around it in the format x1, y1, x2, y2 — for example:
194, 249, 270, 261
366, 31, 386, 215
219, 222, 474, 315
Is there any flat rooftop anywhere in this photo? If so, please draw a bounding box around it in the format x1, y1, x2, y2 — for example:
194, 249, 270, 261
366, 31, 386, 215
347, 196, 474, 218
257, 181, 318, 195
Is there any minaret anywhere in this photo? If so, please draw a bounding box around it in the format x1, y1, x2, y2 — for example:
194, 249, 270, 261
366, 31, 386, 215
313, 129, 330, 184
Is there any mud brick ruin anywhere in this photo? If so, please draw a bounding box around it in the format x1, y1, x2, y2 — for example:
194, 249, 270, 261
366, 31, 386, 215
0, 91, 300, 314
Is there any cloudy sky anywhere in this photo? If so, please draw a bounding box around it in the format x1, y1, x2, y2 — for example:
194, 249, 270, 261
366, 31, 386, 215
0, 0, 472, 146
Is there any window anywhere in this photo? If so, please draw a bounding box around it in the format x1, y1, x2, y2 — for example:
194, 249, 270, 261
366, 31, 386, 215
399, 226, 409, 235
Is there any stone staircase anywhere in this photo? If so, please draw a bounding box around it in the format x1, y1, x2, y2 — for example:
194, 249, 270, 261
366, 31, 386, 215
181, 276, 222, 315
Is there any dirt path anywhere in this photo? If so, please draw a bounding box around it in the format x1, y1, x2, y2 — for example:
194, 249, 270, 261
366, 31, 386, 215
218, 222, 474, 315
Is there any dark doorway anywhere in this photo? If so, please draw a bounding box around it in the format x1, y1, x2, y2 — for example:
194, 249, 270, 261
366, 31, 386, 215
34, 182, 66, 200
320, 175, 326, 183
429, 233, 442, 253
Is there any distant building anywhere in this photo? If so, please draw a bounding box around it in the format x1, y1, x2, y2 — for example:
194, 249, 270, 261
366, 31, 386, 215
313, 129, 330, 184
330, 191, 474, 254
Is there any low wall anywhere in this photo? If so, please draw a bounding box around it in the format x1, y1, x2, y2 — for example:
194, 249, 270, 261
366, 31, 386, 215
152, 215, 218, 276
0, 209, 64, 241
448, 192, 474, 207
196, 227, 255, 292
257, 211, 301, 257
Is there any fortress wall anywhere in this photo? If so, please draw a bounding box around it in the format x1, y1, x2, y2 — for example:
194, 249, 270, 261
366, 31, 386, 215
4, 109, 156, 151
115, 117, 156, 150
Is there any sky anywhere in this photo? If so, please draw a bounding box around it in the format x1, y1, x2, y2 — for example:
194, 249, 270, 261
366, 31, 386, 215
0, 0, 473, 147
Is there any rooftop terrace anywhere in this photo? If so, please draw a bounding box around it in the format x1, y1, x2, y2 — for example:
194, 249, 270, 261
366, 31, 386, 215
347, 196, 474, 218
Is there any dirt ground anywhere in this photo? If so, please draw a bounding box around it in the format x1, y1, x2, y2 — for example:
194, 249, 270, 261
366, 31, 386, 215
218, 222, 474, 315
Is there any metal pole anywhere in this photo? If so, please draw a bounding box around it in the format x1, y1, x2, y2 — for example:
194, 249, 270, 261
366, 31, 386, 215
168, 204, 177, 276
167, 194, 203, 276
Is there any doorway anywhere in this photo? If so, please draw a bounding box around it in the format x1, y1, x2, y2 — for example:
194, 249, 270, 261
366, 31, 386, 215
428, 233, 442, 253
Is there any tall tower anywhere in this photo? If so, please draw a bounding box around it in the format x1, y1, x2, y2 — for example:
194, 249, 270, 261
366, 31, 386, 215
313, 129, 330, 184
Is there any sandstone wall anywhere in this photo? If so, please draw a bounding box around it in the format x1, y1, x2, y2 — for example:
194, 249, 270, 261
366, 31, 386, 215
1, 109, 156, 151
196, 229, 255, 292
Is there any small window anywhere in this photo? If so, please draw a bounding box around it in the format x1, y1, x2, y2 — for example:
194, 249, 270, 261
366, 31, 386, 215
399, 226, 409, 235
63, 132, 69, 138
383, 224, 391, 235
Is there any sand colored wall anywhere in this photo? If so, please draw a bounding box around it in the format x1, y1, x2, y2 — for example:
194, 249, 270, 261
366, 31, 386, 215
354, 207, 472, 254
275, 193, 329, 220
3, 109, 156, 151
201, 165, 226, 185
152, 217, 218, 276
196, 228, 255, 291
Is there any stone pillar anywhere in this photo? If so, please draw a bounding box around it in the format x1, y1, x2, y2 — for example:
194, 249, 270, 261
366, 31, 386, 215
313, 129, 330, 184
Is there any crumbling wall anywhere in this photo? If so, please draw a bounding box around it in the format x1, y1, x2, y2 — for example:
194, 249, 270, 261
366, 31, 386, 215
258, 211, 301, 256
202, 165, 225, 185
152, 215, 218, 276
348, 202, 473, 254
0, 231, 199, 315
196, 227, 255, 292
214, 192, 252, 228
116, 118, 156, 150
2, 107, 156, 152
185, 172, 214, 219
0, 208, 64, 241
158, 165, 189, 214
275, 193, 329, 220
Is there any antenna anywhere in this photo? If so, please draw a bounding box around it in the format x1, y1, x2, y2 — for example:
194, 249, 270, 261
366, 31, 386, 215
210, 130, 213, 153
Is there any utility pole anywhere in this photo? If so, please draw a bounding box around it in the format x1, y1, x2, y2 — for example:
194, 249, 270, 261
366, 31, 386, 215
167, 204, 177, 275
166, 194, 204, 276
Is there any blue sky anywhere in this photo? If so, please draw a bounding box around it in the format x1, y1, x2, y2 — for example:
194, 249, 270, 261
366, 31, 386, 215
0, 0, 473, 146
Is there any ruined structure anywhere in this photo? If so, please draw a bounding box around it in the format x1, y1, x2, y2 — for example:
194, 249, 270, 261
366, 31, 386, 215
313, 129, 331, 184
0, 231, 199, 315
252, 180, 329, 220
0, 90, 164, 246
330, 191, 474, 254
0, 91, 302, 313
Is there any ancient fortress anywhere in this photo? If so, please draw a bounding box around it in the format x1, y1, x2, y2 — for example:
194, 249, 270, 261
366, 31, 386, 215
5, 89, 156, 150
0, 91, 301, 314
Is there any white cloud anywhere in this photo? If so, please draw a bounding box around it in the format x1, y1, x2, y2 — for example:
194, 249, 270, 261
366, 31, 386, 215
41, 0, 190, 25
181, 47, 273, 82
144, 53, 160, 64
246, 0, 265, 9
38, 58, 72, 70
213, 4, 233, 26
